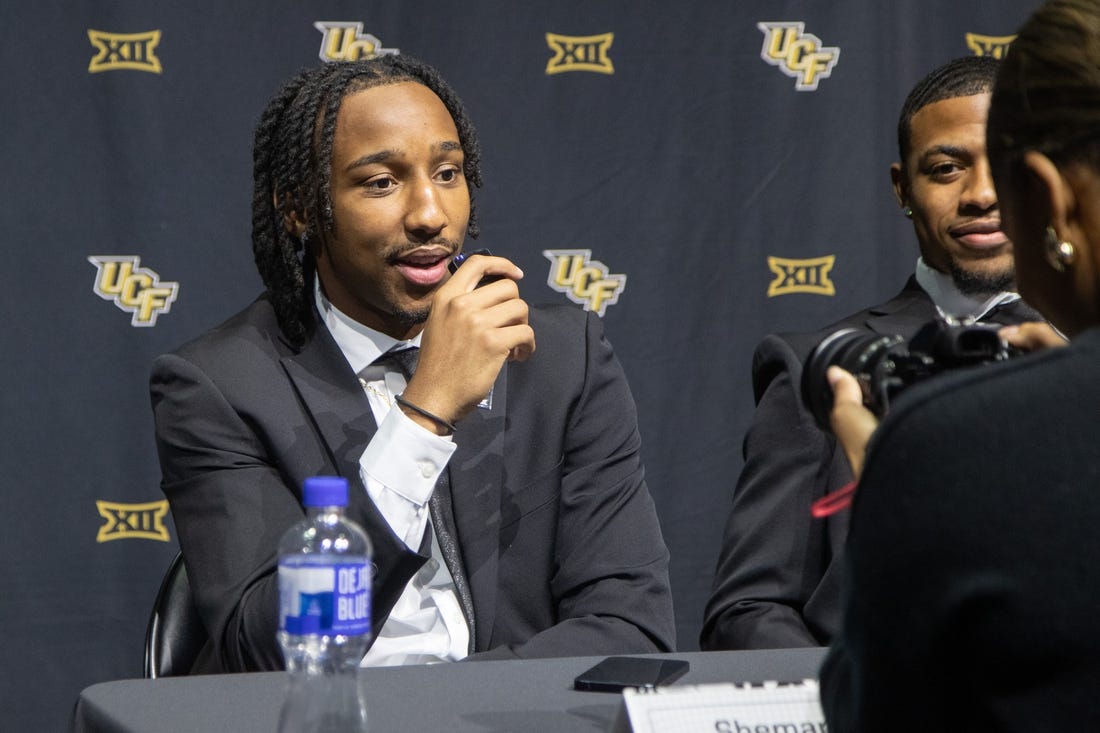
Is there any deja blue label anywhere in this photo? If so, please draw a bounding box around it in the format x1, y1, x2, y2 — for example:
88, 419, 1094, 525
278, 559, 371, 636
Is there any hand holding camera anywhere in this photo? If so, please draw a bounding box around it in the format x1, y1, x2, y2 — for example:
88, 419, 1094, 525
801, 317, 1019, 433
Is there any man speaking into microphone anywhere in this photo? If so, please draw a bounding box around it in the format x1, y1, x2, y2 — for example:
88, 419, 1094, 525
150, 54, 674, 673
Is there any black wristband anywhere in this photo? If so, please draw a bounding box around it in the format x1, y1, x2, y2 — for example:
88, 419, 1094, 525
394, 394, 457, 434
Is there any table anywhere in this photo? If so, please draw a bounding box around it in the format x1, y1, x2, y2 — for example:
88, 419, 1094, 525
72, 648, 827, 733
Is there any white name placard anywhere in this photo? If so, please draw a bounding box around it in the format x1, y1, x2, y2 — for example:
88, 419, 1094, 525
611, 680, 824, 733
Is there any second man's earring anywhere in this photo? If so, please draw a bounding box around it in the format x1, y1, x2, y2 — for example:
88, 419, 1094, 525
1044, 225, 1077, 273
903, 207, 913, 218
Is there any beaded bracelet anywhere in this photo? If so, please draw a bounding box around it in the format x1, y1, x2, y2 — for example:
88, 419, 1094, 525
394, 394, 457, 434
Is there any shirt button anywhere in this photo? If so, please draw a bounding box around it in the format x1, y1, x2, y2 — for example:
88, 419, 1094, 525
419, 462, 433, 478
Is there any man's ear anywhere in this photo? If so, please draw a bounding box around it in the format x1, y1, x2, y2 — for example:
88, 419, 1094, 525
274, 191, 309, 242
890, 162, 908, 210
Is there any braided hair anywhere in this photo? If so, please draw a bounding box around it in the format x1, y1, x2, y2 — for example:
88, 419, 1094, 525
250, 55, 483, 348
896, 55, 1001, 165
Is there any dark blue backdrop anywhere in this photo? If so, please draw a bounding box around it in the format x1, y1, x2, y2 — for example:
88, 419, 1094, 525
0, 2, 1036, 729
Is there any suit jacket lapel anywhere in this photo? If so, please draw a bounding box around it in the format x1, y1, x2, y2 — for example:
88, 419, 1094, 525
865, 276, 939, 338
447, 365, 507, 651
280, 324, 376, 488
279, 324, 419, 624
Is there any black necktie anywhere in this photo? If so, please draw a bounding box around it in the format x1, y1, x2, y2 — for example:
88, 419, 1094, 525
372, 347, 476, 652
982, 298, 1044, 326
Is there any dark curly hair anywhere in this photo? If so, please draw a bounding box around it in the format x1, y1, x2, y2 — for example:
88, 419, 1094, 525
250, 55, 483, 347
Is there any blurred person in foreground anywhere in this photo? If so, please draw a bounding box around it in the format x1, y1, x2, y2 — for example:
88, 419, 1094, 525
151, 55, 674, 673
821, 0, 1100, 728
701, 55, 1048, 651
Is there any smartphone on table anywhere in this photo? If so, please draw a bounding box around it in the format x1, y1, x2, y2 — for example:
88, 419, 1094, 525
573, 656, 690, 693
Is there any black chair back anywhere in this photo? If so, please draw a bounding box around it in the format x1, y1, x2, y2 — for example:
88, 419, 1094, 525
143, 551, 207, 678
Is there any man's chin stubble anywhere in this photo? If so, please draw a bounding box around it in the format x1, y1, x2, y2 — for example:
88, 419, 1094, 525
948, 259, 1016, 296
392, 305, 431, 328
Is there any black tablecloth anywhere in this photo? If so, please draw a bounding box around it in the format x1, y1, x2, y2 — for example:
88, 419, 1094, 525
72, 648, 827, 733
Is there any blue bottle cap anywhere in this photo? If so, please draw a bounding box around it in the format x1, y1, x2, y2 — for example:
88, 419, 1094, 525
302, 476, 349, 507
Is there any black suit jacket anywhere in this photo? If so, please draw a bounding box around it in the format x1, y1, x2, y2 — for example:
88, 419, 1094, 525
821, 327, 1100, 731
151, 296, 674, 673
701, 277, 939, 649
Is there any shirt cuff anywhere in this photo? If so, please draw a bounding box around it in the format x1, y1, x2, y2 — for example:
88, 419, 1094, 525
361, 405, 456, 507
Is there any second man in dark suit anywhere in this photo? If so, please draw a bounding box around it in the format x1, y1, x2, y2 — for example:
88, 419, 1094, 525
701, 55, 1045, 650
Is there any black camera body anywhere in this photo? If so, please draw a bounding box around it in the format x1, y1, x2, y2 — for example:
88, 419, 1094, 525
801, 317, 1018, 432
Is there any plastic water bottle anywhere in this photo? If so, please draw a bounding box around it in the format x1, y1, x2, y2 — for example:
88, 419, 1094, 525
277, 476, 372, 733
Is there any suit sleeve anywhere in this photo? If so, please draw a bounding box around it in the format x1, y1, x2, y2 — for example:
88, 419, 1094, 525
152, 347, 428, 673
470, 311, 676, 659
150, 352, 302, 672
700, 333, 850, 649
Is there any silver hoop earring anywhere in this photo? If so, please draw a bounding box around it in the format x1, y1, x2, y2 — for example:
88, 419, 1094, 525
1044, 225, 1076, 273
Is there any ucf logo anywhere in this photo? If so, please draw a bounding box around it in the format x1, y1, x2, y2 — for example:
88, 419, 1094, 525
88, 256, 179, 327
87, 29, 162, 74
543, 249, 626, 316
966, 33, 1016, 59
757, 22, 839, 91
767, 255, 836, 297
96, 500, 170, 543
314, 21, 399, 63
545, 33, 615, 75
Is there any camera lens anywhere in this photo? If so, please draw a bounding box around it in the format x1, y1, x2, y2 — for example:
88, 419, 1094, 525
801, 329, 905, 432
800, 319, 1019, 436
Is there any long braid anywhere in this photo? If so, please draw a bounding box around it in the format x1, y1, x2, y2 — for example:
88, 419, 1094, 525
251, 69, 315, 347
250, 55, 483, 348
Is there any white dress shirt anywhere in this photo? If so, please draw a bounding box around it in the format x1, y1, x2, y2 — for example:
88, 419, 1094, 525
314, 281, 470, 666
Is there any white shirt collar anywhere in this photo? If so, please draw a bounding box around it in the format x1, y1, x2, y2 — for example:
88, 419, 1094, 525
313, 276, 421, 374
913, 257, 1020, 322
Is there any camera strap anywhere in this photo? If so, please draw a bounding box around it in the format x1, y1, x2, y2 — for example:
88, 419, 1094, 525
810, 481, 857, 518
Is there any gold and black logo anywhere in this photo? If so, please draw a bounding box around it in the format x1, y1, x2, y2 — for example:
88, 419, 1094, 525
96, 500, 170, 543
88, 256, 179, 327
767, 255, 836, 297
965, 33, 1016, 59
87, 30, 162, 74
757, 22, 839, 91
545, 33, 615, 75
314, 21, 399, 63
543, 249, 626, 315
